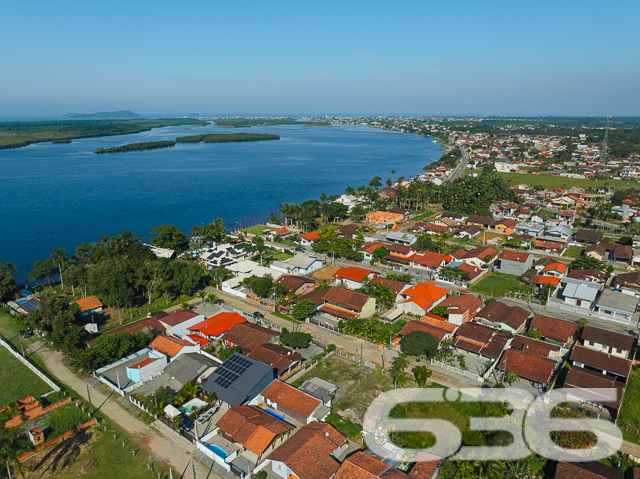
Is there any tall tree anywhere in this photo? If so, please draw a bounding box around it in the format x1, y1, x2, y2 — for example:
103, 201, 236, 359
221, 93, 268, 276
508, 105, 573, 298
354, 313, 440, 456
150, 224, 188, 252
0, 262, 18, 302
50, 247, 69, 289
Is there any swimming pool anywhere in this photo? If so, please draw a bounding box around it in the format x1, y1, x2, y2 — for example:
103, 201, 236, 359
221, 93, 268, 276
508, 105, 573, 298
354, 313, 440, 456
180, 398, 207, 414
206, 443, 228, 459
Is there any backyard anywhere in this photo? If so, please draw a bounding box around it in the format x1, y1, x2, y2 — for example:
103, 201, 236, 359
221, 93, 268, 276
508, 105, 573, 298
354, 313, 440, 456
563, 245, 584, 259
0, 345, 53, 406
242, 224, 269, 235
468, 272, 529, 297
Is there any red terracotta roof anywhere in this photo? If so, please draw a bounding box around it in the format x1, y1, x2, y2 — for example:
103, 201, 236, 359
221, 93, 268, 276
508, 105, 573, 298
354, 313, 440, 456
149, 336, 194, 357
247, 343, 303, 377
420, 316, 457, 333
530, 314, 577, 344
476, 301, 530, 330
299, 230, 321, 241
277, 275, 315, 292
581, 325, 635, 352
570, 345, 632, 377
438, 294, 483, 314
335, 451, 411, 479
411, 251, 446, 268
564, 367, 625, 410
129, 357, 159, 369
401, 282, 449, 302
320, 303, 359, 319
371, 277, 408, 295
267, 422, 346, 479
74, 295, 103, 313
554, 461, 623, 479
334, 266, 377, 283
222, 321, 279, 354
510, 335, 560, 358
498, 348, 556, 385
399, 320, 450, 342
260, 380, 321, 419
527, 275, 560, 286
188, 312, 246, 338
500, 250, 532, 263
159, 310, 199, 326
323, 287, 371, 311
87, 314, 167, 346
186, 334, 210, 347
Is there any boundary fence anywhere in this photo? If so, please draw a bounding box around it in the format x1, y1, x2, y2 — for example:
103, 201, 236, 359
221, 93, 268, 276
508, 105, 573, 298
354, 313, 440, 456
0, 333, 60, 393
430, 359, 483, 382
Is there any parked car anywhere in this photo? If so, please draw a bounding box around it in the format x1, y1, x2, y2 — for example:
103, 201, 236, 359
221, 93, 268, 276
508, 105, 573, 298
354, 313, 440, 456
253, 311, 264, 321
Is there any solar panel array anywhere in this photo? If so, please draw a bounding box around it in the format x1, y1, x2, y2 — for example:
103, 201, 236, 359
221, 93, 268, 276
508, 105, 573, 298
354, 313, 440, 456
212, 355, 252, 389
21, 299, 40, 312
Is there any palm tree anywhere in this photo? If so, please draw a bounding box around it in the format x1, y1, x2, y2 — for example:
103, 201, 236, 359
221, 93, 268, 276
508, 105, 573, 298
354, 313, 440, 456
50, 247, 68, 289
0, 428, 31, 478
207, 293, 220, 304
393, 371, 410, 392
197, 290, 207, 304
504, 371, 519, 385
389, 169, 396, 184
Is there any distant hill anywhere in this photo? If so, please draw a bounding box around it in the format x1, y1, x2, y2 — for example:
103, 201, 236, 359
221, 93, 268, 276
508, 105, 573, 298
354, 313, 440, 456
62, 110, 141, 119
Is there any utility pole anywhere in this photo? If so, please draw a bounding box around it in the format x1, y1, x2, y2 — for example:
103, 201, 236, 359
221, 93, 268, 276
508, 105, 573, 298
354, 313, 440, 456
19, 333, 25, 357
86, 384, 94, 414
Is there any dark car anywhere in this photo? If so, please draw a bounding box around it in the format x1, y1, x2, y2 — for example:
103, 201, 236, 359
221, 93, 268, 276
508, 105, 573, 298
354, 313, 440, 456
253, 311, 264, 321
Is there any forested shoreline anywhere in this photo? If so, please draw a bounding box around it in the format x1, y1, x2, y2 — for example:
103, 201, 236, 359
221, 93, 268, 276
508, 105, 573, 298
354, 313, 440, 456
175, 133, 280, 143
94, 140, 176, 154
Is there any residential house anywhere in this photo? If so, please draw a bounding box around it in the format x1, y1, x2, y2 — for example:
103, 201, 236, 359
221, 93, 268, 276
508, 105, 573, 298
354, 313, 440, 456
541, 262, 568, 278
277, 275, 316, 296
371, 277, 409, 297
264, 227, 291, 240
489, 219, 517, 235
389, 207, 410, 217
188, 312, 247, 342
202, 353, 276, 407
216, 405, 293, 462
74, 295, 103, 316
398, 320, 453, 344
298, 230, 320, 246
475, 301, 530, 334
397, 282, 449, 316
298, 377, 338, 407
319, 287, 376, 319
433, 216, 458, 229
247, 344, 303, 379
333, 266, 378, 289
385, 243, 416, 267
271, 254, 324, 275
496, 349, 557, 388
158, 310, 205, 337
148, 336, 199, 360
460, 246, 500, 267
465, 215, 491, 228
421, 223, 448, 236
334, 451, 413, 479
611, 204, 631, 220
594, 289, 639, 325
513, 222, 544, 237
87, 312, 168, 346
612, 271, 640, 296
438, 293, 484, 325
385, 231, 417, 246
454, 224, 481, 239
258, 422, 347, 479
333, 194, 362, 211
367, 211, 404, 226
533, 257, 559, 273
567, 269, 605, 283
410, 251, 446, 273
563, 367, 625, 420
162, 353, 218, 387
359, 241, 390, 261
336, 223, 362, 239
441, 212, 465, 223
530, 213, 550, 224
540, 225, 572, 243
570, 345, 632, 380
497, 250, 534, 275
223, 321, 281, 355
579, 325, 636, 359
452, 322, 510, 360
509, 335, 564, 360
528, 314, 577, 347
574, 229, 604, 244
527, 274, 561, 289
256, 380, 328, 425
552, 277, 603, 310
556, 209, 576, 226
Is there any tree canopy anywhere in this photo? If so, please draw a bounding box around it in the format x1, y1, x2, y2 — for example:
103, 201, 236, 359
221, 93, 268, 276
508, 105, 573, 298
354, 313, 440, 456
149, 224, 188, 252
400, 330, 440, 358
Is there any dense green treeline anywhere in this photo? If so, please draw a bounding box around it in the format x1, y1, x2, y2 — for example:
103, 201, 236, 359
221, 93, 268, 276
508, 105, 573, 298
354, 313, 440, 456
94, 140, 176, 154
0, 118, 207, 150
213, 118, 300, 128
175, 133, 280, 143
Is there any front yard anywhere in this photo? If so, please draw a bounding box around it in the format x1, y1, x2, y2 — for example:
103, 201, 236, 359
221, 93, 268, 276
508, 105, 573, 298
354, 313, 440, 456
617, 369, 640, 445
468, 272, 529, 297
0, 345, 53, 406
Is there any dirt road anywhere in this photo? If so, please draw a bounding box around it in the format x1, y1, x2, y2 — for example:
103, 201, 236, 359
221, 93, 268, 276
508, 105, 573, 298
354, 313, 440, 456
31, 343, 222, 479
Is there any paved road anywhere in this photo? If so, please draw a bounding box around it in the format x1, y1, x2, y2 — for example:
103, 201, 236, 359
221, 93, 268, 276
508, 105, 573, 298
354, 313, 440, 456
446, 146, 469, 182
30, 343, 223, 479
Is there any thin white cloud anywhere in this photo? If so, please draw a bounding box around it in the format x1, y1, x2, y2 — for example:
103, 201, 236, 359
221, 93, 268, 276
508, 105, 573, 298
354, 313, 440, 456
355, 52, 382, 61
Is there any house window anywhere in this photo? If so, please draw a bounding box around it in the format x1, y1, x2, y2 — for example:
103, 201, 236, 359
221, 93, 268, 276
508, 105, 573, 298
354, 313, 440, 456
616, 348, 623, 354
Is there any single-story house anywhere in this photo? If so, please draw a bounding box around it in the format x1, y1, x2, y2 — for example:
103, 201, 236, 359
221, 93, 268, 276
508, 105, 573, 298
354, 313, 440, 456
452, 322, 510, 360
333, 266, 378, 289
247, 344, 303, 379
594, 289, 639, 325
222, 321, 281, 355
496, 250, 534, 276
159, 310, 205, 338
188, 312, 247, 341
320, 287, 376, 319
570, 345, 632, 380
579, 325, 636, 359
255, 380, 328, 425
574, 229, 604, 244
528, 314, 577, 347
74, 295, 103, 316
385, 231, 417, 246
496, 348, 557, 388
475, 301, 530, 334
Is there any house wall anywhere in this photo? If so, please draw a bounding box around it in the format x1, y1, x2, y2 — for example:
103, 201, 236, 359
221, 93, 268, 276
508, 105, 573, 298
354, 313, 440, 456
582, 340, 629, 359
335, 278, 364, 290
360, 297, 377, 318
447, 311, 468, 326
397, 301, 426, 316
498, 257, 533, 276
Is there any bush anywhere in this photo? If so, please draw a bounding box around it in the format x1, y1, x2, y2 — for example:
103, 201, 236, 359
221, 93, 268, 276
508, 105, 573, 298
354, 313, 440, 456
400, 330, 439, 358
45, 406, 87, 437
325, 344, 336, 352
280, 332, 312, 349
325, 413, 362, 439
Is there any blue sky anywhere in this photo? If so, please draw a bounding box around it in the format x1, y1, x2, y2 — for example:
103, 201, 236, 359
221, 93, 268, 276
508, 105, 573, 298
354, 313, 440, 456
1, 0, 638, 117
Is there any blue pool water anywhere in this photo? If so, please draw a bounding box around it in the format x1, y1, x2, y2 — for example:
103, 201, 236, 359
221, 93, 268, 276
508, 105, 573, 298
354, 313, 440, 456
206, 444, 228, 458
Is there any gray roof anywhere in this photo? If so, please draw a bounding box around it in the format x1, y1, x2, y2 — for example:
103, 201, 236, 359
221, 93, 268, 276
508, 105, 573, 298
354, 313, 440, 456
286, 253, 321, 270
545, 225, 572, 236
299, 377, 338, 403
596, 289, 639, 313
561, 277, 602, 302
202, 353, 274, 406
386, 231, 417, 242
162, 353, 218, 385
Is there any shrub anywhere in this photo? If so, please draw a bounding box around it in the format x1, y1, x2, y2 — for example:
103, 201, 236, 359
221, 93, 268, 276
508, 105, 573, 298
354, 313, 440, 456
280, 332, 312, 349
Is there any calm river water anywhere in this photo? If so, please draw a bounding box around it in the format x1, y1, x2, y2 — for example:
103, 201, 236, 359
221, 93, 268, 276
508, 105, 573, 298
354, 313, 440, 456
0, 122, 443, 281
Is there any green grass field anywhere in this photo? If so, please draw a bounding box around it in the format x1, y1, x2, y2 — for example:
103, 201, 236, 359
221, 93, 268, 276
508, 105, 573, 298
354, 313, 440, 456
468, 272, 529, 297
412, 210, 436, 222
0, 345, 53, 406
617, 370, 640, 445
495, 172, 638, 191
242, 224, 269, 235
563, 245, 584, 258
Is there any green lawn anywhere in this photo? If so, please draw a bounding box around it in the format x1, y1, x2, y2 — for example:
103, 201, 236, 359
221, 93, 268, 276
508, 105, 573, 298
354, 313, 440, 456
0, 345, 53, 406
468, 272, 529, 297
412, 210, 436, 222
21, 417, 170, 479
495, 172, 638, 191
563, 245, 584, 258
617, 370, 640, 445
537, 208, 557, 218
242, 224, 270, 235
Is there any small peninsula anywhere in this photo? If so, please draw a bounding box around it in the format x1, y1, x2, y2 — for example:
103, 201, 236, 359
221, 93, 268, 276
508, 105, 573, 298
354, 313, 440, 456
94, 140, 176, 154
175, 133, 280, 143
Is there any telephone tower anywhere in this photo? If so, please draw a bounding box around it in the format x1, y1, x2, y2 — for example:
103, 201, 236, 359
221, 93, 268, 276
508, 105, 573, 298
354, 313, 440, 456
600, 115, 611, 164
